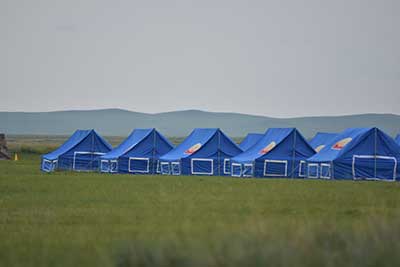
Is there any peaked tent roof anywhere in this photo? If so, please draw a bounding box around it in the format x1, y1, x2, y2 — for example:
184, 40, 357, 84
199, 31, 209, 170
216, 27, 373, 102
160, 128, 242, 161
232, 128, 315, 164
309, 132, 338, 151
239, 133, 264, 151
42, 129, 112, 161
307, 127, 400, 163
100, 128, 173, 160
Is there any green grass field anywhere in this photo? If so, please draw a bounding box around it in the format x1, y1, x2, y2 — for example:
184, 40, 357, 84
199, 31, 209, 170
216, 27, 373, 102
1, 152, 400, 266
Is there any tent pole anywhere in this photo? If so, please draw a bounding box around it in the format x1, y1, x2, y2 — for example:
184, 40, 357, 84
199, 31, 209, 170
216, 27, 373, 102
374, 128, 377, 179
218, 130, 221, 176
153, 129, 156, 174
291, 129, 297, 179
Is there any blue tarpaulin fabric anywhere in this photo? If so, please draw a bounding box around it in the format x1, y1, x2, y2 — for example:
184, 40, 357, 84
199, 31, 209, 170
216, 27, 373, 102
41, 129, 112, 172
231, 128, 315, 178
396, 134, 400, 145
159, 128, 242, 176
307, 128, 400, 181
239, 133, 264, 151
309, 132, 338, 152
99, 128, 173, 174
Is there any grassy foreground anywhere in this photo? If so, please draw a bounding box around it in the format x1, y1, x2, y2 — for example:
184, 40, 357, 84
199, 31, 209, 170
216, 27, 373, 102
1, 154, 400, 266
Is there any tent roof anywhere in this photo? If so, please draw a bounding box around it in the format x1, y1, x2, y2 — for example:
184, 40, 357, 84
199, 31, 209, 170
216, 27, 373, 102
239, 133, 264, 151
307, 128, 373, 162
101, 128, 173, 160
232, 128, 297, 162
396, 134, 400, 145
309, 132, 338, 150
160, 128, 241, 161
42, 129, 112, 160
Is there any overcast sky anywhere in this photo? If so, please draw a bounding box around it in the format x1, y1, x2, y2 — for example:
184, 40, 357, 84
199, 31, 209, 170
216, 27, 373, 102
1, 0, 399, 117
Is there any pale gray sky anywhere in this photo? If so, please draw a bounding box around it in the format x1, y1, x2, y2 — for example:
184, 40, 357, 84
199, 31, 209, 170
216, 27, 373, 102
1, 0, 399, 117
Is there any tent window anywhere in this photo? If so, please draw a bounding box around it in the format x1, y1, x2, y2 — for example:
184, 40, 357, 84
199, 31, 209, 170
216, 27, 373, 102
352, 155, 397, 181
110, 160, 118, 173
298, 161, 306, 177
243, 164, 253, 177
42, 159, 57, 172
100, 160, 110, 173
307, 164, 319, 178
191, 158, 214, 175
171, 162, 181, 175
320, 164, 331, 179
223, 159, 231, 174
263, 160, 288, 177
160, 162, 170, 175
128, 157, 150, 173
231, 163, 242, 177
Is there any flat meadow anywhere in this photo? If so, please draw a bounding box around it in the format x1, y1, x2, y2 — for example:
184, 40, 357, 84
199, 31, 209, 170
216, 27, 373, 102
1, 138, 400, 266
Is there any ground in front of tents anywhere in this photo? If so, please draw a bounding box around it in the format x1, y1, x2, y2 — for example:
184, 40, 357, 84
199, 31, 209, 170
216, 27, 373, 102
1, 153, 400, 267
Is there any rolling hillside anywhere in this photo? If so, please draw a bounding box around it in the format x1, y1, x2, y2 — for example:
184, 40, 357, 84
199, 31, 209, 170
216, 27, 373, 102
1, 109, 400, 138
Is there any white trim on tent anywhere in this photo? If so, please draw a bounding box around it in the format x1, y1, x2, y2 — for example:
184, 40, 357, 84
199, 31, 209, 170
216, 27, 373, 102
160, 162, 170, 175
73, 151, 105, 171
243, 163, 254, 177
307, 163, 319, 179
352, 155, 397, 181
231, 163, 242, 177
191, 158, 214, 175
263, 160, 288, 177
298, 160, 306, 177
171, 162, 181, 175
320, 163, 331, 179
128, 157, 150, 173
223, 159, 231, 175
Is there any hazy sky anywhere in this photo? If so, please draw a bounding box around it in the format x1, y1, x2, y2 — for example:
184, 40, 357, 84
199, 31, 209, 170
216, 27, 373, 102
1, 0, 399, 117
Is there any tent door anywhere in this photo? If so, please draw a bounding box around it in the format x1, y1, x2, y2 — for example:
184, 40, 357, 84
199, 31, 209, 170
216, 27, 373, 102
353, 155, 397, 181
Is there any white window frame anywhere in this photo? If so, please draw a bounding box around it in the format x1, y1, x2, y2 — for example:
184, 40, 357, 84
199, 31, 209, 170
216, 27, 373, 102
231, 163, 242, 177
191, 158, 214, 175
223, 159, 231, 175
110, 159, 118, 173
171, 162, 181, 175
160, 162, 170, 175
263, 160, 288, 177
298, 160, 306, 177
352, 155, 397, 181
73, 151, 105, 171
320, 163, 331, 179
243, 163, 254, 177
128, 157, 150, 173
307, 163, 319, 179
100, 159, 110, 173
42, 159, 57, 172
156, 160, 161, 174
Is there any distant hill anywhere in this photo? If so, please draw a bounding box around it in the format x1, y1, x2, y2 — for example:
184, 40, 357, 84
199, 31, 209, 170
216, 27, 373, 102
1, 109, 400, 138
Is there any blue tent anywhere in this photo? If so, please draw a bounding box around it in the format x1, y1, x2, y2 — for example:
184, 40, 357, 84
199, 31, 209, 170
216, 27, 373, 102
231, 128, 315, 178
307, 128, 400, 181
309, 132, 338, 152
99, 128, 173, 174
41, 129, 112, 172
396, 134, 400, 145
239, 133, 264, 151
159, 128, 242, 176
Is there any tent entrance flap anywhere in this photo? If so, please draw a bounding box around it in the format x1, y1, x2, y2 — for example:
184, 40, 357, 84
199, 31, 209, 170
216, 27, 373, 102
263, 160, 288, 177
128, 157, 150, 173
352, 155, 397, 181
191, 158, 214, 175
73, 151, 105, 171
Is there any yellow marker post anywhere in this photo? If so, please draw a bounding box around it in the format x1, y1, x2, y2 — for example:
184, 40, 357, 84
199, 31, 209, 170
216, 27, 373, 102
14, 153, 18, 161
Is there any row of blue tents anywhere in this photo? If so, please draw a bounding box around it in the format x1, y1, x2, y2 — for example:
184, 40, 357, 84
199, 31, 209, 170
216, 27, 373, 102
41, 128, 400, 181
